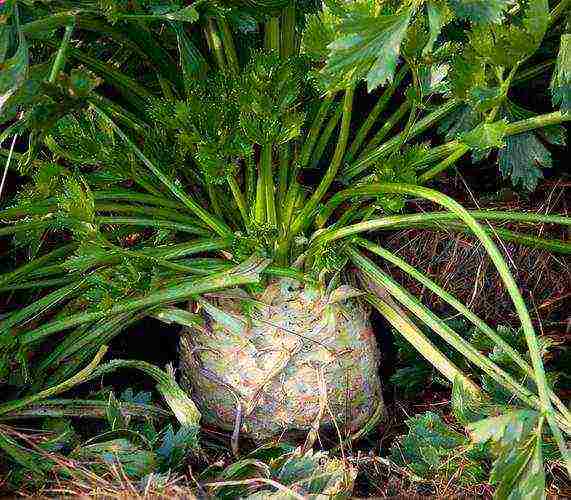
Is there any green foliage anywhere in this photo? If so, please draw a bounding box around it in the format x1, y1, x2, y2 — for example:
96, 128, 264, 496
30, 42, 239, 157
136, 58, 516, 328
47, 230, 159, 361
438, 0, 562, 190
45, 110, 134, 171
156, 424, 197, 470
73, 438, 157, 479
448, 46, 487, 101
322, 3, 412, 91
239, 51, 307, 145
424, 1, 453, 55
96, 0, 202, 23
391, 319, 565, 497
301, 5, 340, 62
372, 145, 422, 212
497, 102, 566, 191
469, 0, 549, 68
460, 119, 508, 161
211, 446, 356, 498
446, 0, 511, 24
391, 411, 489, 485
390, 318, 470, 395
469, 410, 546, 499
0, 2, 29, 116
551, 34, 571, 114
391, 319, 560, 404
437, 103, 482, 139
146, 76, 248, 184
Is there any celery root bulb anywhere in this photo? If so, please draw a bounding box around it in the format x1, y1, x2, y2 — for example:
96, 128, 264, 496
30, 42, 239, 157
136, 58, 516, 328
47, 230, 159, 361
179, 279, 383, 441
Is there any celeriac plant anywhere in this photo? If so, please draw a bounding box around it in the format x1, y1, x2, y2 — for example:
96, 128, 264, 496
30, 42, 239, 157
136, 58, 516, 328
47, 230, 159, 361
1, 0, 570, 496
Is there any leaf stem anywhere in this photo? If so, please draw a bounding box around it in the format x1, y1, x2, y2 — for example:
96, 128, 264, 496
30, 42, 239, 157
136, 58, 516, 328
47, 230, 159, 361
0, 346, 108, 416
505, 110, 571, 136
277, 145, 291, 211
254, 166, 266, 224
408, 111, 570, 183
245, 152, 256, 207
328, 183, 569, 462
345, 65, 408, 163
218, 18, 239, 74
351, 248, 545, 410
205, 19, 226, 70
292, 86, 355, 236
345, 99, 458, 181
354, 238, 571, 421
15, 257, 267, 345
299, 93, 336, 168
266, 17, 280, 53
281, 5, 296, 58
227, 174, 249, 229
261, 143, 277, 227
419, 144, 469, 182
309, 103, 343, 168
48, 20, 75, 83
365, 293, 479, 394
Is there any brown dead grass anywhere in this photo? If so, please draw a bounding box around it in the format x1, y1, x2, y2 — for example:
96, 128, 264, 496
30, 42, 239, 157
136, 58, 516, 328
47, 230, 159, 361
381, 181, 570, 331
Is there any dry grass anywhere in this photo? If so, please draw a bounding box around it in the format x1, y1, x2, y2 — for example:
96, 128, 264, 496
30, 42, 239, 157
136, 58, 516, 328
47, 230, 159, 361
4, 415, 570, 499
382, 181, 570, 331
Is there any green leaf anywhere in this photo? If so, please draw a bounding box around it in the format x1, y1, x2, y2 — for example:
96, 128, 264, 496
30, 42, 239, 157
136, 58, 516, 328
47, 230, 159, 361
449, 46, 486, 101
239, 52, 306, 145
451, 376, 489, 424
323, 7, 412, 91
469, 86, 505, 112
57, 176, 96, 234
152, 307, 205, 330
156, 424, 197, 470
0, 429, 53, 476
173, 22, 208, 85
389, 411, 488, 484
497, 103, 564, 191
164, 6, 199, 23
39, 418, 79, 453
424, 1, 452, 55
447, 0, 511, 24
497, 131, 550, 191
106, 392, 127, 431
509, 433, 545, 500
469, 410, 546, 500
460, 119, 508, 160
0, 28, 28, 114
493, 433, 545, 500
468, 409, 538, 451
372, 145, 421, 212
69, 68, 99, 98
438, 104, 482, 140
469, 0, 549, 68
551, 34, 571, 115
272, 449, 356, 496
302, 8, 340, 62
72, 438, 156, 479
